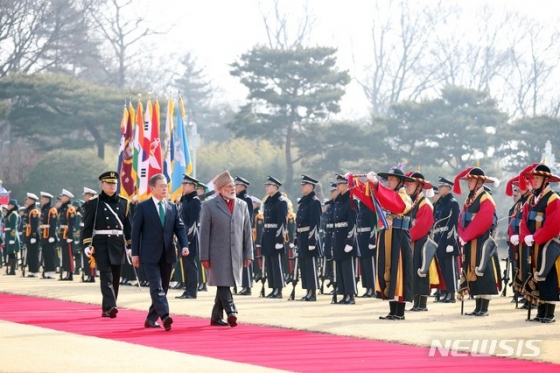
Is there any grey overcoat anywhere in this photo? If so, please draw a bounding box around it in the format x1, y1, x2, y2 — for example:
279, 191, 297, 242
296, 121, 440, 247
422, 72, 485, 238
199, 196, 254, 287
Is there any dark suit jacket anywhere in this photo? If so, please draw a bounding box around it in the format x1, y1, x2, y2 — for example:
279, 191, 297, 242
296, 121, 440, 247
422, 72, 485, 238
131, 198, 189, 264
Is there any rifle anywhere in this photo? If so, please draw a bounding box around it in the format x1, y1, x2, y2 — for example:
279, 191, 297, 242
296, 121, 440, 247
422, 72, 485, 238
319, 256, 326, 294
259, 255, 267, 297
501, 256, 511, 297
19, 244, 27, 277
331, 260, 338, 304
288, 254, 299, 301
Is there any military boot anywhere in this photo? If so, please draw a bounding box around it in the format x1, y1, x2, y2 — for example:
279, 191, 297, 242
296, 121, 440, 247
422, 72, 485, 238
380, 301, 397, 320
408, 295, 419, 311
465, 298, 482, 316
393, 302, 406, 320
476, 299, 490, 316
416, 295, 428, 311
530, 303, 546, 322
541, 303, 556, 324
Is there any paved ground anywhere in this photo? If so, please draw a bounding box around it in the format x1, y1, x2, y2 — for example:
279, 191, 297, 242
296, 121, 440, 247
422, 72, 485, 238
1, 273, 558, 372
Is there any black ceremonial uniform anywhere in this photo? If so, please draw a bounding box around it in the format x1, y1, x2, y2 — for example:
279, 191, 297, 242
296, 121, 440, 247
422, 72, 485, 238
82, 191, 132, 315
296, 189, 322, 299
23, 202, 41, 276
261, 191, 288, 297
332, 189, 358, 303
178, 190, 201, 298
433, 192, 460, 301
40, 199, 58, 277
355, 200, 377, 297
236, 188, 254, 292
58, 200, 77, 280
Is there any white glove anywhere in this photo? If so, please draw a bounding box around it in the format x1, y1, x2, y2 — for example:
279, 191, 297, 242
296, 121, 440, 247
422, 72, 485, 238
275, 243, 283, 250
368, 244, 376, 250
289, 243, 295, 249
524, 235, 534, 246
459, 237, 466, 246
66, 239, 73, 243
446, 245, 454, 253
367, 171, 378, 183
8, 240, 15, 244
344, 244, 353, 253
84, 247, 92, 257
510, 235, 519, 246
126, 249, 132, 257
309, 245, 316, 251
48, 237, 55, 243
30, 238, 36, 244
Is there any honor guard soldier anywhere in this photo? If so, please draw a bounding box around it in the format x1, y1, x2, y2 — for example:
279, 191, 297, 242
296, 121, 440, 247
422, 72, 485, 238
252, 197, 264, 282
4, 199, 21, 275
454, 167, 501, 316
432, 177, 461, 303
57, 189, 76, 281
81, 187, 98, 282
82, 171, 132, 318
332, 174, 358, 304
176, 174, 202, 299
321, 183, 338, 294
519, 164, 560, 323
295, 175, 323, 301
349, 168, 414, 319
234, 175, 254, 295
40, 192, 58, 279
405, 172, 438, 311
354, 192, 377, 298
23, 193, 41, 277
261, 176, 288, 298
71, 200, 83, 278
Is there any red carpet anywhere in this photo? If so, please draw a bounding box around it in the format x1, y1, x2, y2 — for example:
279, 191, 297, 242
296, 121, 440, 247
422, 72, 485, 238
0, 293, 555, 372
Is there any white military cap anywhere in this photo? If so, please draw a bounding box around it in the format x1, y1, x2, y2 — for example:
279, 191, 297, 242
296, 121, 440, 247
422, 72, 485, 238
60, 189, 74, 198
83, 187, 97, 195
26, 192, 39, 201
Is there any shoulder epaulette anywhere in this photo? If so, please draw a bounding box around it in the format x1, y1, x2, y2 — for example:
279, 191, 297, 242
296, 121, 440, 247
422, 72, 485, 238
30, 209, 40, 218
89, 195, 99, 201
279, 195, 288, 202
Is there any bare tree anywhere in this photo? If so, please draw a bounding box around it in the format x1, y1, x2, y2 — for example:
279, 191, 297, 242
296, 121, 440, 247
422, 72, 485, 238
90, 0, 171, 88
502, 14, 560, 118
0, 0, 95, 77
259, 0, 316, 49
358, 0, 452, 115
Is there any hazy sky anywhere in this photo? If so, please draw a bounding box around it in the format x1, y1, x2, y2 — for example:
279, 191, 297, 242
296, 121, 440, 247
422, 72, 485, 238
148, 0, 557, 118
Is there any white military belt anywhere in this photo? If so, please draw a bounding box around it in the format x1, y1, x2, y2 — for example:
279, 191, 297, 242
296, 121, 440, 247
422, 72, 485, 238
334, 222, 348, 228
3, 228, 10, 232
297, 226, 310, 233
433, 226, 449, 234
94, 229, 123, 236
357, 227, 372, 233
40, 225, 49, 229
264, 224, 278, 229
59, 225, 68, 229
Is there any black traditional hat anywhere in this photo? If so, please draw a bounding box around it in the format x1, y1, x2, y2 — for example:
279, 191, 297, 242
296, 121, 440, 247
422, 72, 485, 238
264, 175, 282, 187
523, 164, 560, 183
453, 167, 499, 195
99, 171, 119, 183
329, 182, 337, 191
182, 174, 199, 185
377, 168, 414, 182
405, 171, 433, 189
234, 176, 251, 187
301, 175, 318, 185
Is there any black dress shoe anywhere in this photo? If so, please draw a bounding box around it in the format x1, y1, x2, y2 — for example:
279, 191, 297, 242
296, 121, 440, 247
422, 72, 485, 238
102, 307, 118, 319
198, 284, 207, 292
210, 318, 229, 326
379, 314, 394, 320
176, 293, 197, 299
304, 294, 316, 301
269, 292, 282, 299
144, 319, 161, 328
227, 314, 237, 327
237, 288, 252, 296
162, 316, 173, 331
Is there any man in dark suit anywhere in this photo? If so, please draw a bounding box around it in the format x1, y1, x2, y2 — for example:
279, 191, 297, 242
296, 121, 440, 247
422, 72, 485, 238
131, 173, 189, 331
176, 174, 201, 300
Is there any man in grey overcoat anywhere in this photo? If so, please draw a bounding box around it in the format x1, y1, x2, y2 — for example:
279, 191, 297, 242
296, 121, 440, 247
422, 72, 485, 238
199, 170, 254, 327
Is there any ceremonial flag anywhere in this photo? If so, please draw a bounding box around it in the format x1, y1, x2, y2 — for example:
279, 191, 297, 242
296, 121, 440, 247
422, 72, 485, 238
149, 99, 163, 175
118, 103, 135, 199
162, 98, 174, 192
170, 97, 192, 202
0, 184, 9, 205
132, 100, 145, 199
116, 104, 127, 195
135, 100, 153, 201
